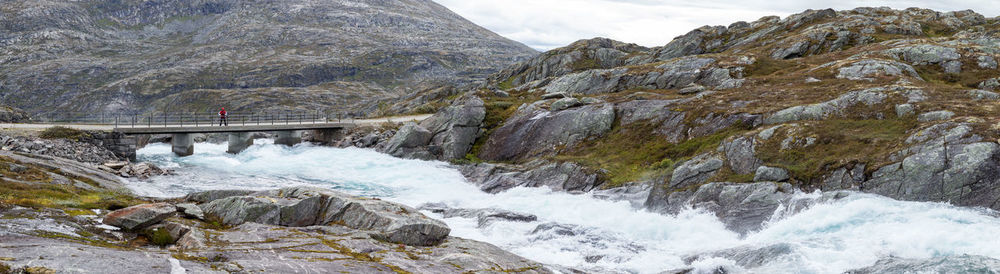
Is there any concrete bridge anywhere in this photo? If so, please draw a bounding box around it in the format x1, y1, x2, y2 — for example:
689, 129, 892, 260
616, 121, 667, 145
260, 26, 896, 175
2, 114, 430, 158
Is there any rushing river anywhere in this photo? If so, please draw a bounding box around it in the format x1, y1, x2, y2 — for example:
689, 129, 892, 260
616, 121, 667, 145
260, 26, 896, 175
128, 141, 1000, 273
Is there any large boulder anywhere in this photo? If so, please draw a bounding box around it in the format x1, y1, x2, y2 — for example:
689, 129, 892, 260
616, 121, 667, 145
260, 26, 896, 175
381, 122, 434, 159
194, 187, 451, 246
460, 161, 603, 194
480, 103, 615, 162
862, 123, 1000, 209
418, 94, 486, 160
101, 203, 176, 231
648, 182, 799, 234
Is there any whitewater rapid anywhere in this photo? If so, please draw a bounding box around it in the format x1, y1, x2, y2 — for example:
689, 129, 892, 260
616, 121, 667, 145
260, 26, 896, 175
129, 141, 1000, 273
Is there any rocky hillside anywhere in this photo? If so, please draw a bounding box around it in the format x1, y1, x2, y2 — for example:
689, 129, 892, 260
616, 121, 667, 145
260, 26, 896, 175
384, 7, 1000, 234
0, 0, 536, 118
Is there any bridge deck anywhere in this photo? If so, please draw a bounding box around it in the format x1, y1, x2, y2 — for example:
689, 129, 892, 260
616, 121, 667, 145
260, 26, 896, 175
1, 114, 432, 135
113, 122, 356, 134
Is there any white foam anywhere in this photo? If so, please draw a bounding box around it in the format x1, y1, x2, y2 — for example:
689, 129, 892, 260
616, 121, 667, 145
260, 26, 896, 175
132, 142, 1000, 273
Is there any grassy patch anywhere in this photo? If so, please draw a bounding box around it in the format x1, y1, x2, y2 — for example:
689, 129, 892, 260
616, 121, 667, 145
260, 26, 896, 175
756, 118, 917, 182
38, 126, 89, 140
915, 64, 996, 88
744, 57, 802, 77
558, 120, 749, 187
149, 228, 174, 247
0, 157, 139, 210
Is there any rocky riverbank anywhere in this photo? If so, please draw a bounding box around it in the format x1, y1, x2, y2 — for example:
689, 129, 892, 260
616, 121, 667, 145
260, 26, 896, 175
0, 149, 550, 273
338, 7, 1000, 246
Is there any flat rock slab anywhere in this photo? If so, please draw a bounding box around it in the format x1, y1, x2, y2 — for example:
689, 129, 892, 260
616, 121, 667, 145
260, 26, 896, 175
194, 187, 451, 246
102, 203, 176, 231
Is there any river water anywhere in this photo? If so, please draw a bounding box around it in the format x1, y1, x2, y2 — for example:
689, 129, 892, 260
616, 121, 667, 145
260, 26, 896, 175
127, 141, 1000, 273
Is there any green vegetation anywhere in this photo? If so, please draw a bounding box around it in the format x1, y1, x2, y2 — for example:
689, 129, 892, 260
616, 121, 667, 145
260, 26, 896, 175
744, 57, 801, 77
0, 157, 139, 210
757, 118, 917, 182
914, 64, 996, 88
38, 126, 89, 141
569, 58, 600, 72
558, 121, 749, 187
149, 228, 174, 247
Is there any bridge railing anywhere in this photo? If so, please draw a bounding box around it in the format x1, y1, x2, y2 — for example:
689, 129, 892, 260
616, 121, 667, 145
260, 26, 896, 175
29, 111, 360, 128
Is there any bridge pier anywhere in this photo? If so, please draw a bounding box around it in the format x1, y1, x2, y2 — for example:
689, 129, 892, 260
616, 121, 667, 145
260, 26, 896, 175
274, 131, 302, 146
227, 132, 254, 154
171, 133, 194, 157
308, 128, 345, 145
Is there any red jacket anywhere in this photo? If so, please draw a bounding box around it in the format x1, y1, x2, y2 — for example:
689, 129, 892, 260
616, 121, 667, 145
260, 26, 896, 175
219, 110, 227, 117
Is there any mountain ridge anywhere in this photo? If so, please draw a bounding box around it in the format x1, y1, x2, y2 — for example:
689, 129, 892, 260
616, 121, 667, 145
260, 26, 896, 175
0, 0, 537, 117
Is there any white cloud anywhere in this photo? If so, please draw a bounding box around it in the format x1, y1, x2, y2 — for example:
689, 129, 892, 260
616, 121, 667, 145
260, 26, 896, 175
436, 0, 1000, 51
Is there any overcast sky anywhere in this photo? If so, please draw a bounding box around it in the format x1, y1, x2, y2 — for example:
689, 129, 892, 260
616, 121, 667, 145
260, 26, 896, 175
436, 0, 1000, 51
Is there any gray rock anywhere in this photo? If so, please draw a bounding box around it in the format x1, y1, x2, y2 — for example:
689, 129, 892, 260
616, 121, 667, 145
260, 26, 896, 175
184, 189, 255, 203
754, 166, 790, 182
647, 182, 796, 234
481, 103, 615, 161
382, 122, 433, 158
862, 123, 1000, 209
721, 136, 762, 175
0, 105, 30, 123
175, 203, 204, 220
980, 78, 1000, 90
968, 89, 1000, 101
942, 60, 963, 74
0, 205, 546, 273
917, 110, 955, 122
886, 44, 961, 65
550, 97, 583, 111
977, 55, 998, 69
176, 228, 207, 250
101, 203, 176, 231
199, 187, 451, 246
199, 196, 282, 226
846, 255, 1000, 274
418, 94, 486, 160
461, 161, 603, 194
678, 84, 707, 95
765, 87, 890, 124
669, 154, 724, 190
836, 59, 921, 81
895, 104, 915, 117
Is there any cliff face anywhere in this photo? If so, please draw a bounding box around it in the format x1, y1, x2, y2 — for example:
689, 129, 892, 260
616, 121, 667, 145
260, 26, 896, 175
0, 0, 537, 117
388, 7, 1000, 233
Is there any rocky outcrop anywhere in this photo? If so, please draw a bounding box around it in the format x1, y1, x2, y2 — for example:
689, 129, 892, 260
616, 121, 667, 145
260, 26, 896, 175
195, 187, 451, 246
646, 182, 798, 234
1, 134, 126, 165
862, 123, 1000, 209
836, 59, 922, 81
480, 103, 614, 161
0, 204, 549, 274
101, 203, 176, 231
487, 38, 647, 89
459, 161, 604, 193
846, 255, 1000, 274
764, 87, 892, 124
542, 57, 744, 96
382, 94, 485, 161
0, 105, 29, 123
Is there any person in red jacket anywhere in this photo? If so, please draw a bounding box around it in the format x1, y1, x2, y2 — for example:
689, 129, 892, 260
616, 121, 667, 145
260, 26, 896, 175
218, 107, 228, 126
